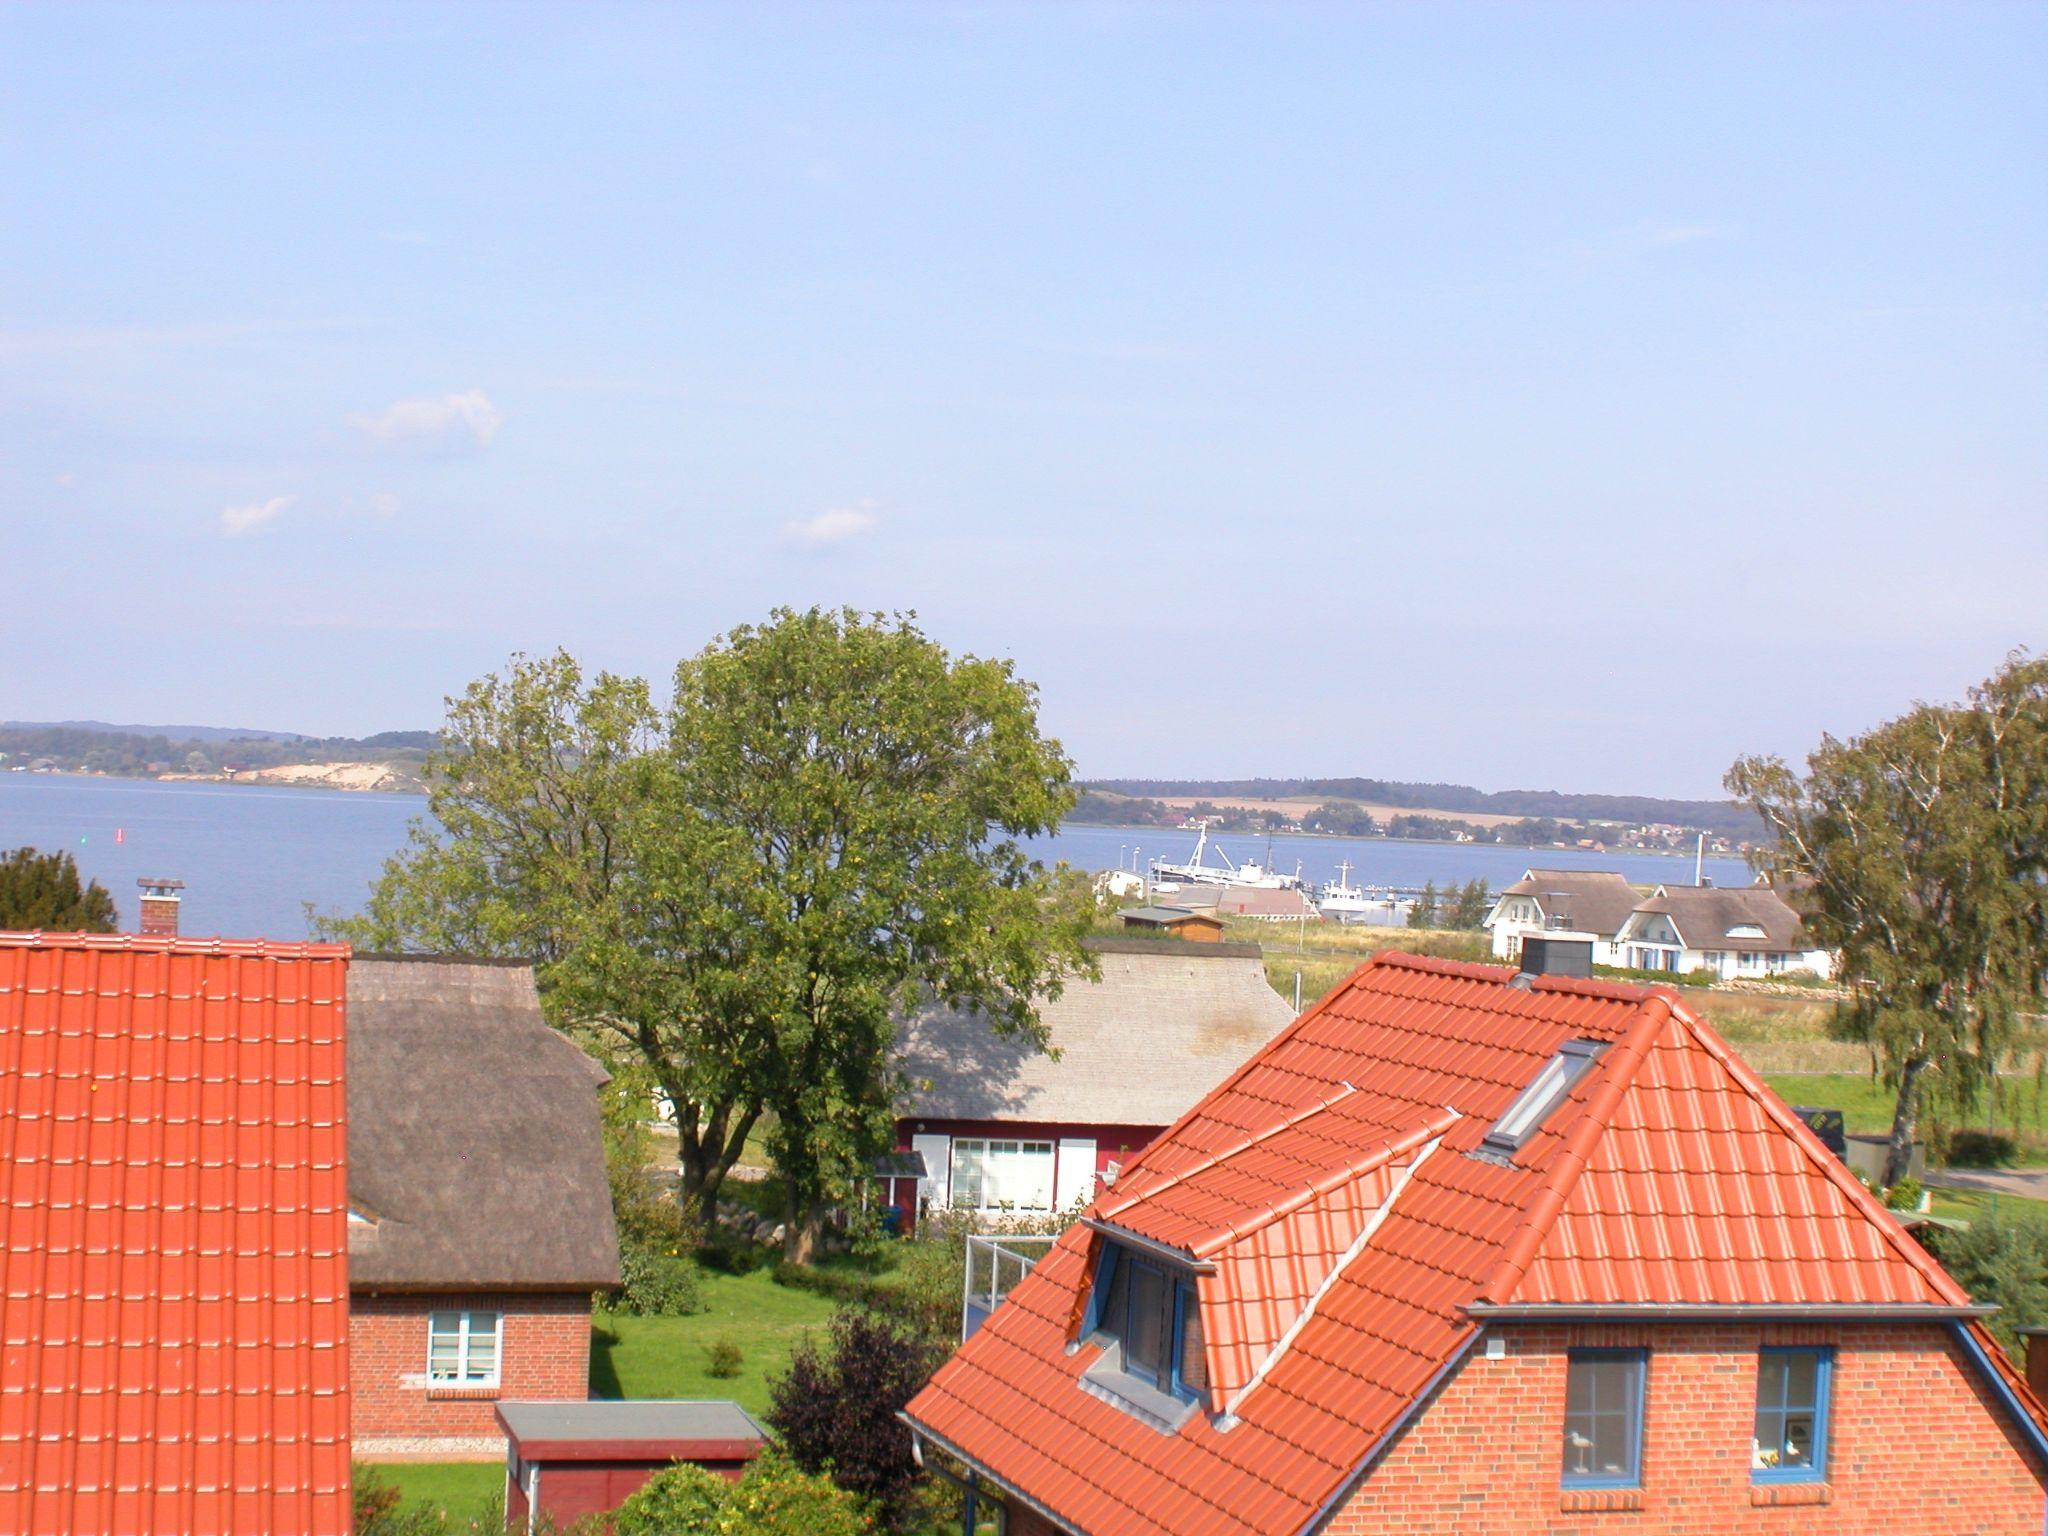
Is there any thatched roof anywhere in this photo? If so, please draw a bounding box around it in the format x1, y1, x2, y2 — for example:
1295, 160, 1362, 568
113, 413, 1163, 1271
894, 938, 1296, 1128
346, 956, 620, 1292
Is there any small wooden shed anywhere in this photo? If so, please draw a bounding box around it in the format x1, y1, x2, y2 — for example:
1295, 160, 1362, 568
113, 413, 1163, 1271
1117, 904, 1225, 941
498, 1400, 767, 1530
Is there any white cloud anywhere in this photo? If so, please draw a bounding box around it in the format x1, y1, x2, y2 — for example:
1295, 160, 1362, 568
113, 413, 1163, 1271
349, 389, 502, 453
364, 490, 401, 518
786, 504, 880, 547
220, 494, 296, 535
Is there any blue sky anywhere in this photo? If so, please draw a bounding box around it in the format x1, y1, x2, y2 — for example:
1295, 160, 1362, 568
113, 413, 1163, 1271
3, 3, 2042, 797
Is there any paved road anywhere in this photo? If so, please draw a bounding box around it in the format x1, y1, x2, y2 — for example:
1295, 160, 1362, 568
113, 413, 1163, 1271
1924, 1167, 2048, 1201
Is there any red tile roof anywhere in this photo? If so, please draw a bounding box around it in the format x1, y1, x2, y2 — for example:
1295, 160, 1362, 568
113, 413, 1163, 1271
905, 952, 2014, 1536
0, 932, 352, 1536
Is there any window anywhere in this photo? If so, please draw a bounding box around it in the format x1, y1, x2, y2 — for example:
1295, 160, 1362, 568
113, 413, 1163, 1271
427, 1309, 501, 1387
1483, 1040, 1607, 1155
950, 1139, 1055, 1211
1562, 1349, 1645, 1488
1753, 1348, 1831, 1482
1086, 1243, 1206, 1403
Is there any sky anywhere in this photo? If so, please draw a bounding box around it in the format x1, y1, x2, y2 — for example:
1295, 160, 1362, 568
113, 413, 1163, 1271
3, 3, 2043, 798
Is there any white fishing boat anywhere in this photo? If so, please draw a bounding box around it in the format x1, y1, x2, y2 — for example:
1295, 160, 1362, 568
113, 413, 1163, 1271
1316, 861, 1373, 918
1148, 826, 1306, 890
1315, 860, 1413, 926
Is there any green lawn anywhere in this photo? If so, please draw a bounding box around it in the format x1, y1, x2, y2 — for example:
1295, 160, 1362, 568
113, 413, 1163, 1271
591, 1264, 840, 1417
359, 1460, 501, 1522
1762, 1073, 1898, 1135
1928, 1187, 2048, 1229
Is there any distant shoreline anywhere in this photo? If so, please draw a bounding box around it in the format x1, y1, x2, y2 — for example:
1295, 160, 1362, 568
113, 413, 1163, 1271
7, 765, 421, 795
1064, 817, 1738, 862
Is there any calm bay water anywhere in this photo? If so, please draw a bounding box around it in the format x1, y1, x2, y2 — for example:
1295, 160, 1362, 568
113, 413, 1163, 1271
0, 774, 1754, 939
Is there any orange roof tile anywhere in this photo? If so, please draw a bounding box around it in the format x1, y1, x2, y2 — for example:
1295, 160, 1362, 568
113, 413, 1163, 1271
0, 932, 352, 1536
906, 952, 2015, 1536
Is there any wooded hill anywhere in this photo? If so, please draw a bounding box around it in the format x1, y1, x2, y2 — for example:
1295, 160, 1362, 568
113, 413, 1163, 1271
0, 721, 436, 778
1088, 776, 1762, 839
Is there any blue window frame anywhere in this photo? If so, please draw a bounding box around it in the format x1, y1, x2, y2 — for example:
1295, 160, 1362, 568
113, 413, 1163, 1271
1752, 1347, 1832, 1483
1561, 1348, 1646, 1489
1084, 1243, 1206, 1403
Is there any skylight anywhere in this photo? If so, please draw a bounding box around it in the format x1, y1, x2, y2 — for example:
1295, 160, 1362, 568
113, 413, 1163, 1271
1482, 1040, 1607, 1155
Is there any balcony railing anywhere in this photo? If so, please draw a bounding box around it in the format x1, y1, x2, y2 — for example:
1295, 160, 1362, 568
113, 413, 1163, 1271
962, 1232, 1058, 1341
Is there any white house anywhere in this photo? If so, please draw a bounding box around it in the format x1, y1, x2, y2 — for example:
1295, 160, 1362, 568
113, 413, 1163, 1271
1612, 883, 1834, 980
1483, 869, 1644, 968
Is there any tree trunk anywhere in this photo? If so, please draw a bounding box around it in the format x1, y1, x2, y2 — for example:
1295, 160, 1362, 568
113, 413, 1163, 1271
782, 1190, 825, 1264
1886, 1054, 1931, 1188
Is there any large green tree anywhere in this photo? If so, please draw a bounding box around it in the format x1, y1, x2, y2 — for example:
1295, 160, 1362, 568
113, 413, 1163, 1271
325, 610, 1094, 1255
0, 847, 118, 931
659, 608, 1094, 1257
1727, 652, 2048, 1184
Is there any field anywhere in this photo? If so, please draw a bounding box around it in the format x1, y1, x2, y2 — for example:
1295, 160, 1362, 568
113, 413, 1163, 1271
589, 1266, 838, 1415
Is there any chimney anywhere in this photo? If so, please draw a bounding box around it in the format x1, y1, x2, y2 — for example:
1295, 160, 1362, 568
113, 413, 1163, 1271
136, 878, 184, 937
1518, 935, 1594, 981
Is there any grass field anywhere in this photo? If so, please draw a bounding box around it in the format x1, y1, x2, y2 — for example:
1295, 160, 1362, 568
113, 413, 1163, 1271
359, 1460, 502, 1522
590, 1265, 839, 1417
1929, 1187, 2048, 1228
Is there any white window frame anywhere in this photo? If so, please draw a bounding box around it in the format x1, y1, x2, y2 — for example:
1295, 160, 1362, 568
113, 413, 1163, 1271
427, 1308, 503, 1387
949, 1137, 1056, 1212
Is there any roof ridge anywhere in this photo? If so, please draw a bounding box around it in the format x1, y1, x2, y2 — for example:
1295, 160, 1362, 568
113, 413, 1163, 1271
1663, 998, 1970, 1307
0, 930, 351, 958
1370, 951, 1519, 982
1527, 972, 1674, 1003
1479, 992, 1675, 1305
1097, 1081, 1364, 1228
1187, 1107, 1461, 1260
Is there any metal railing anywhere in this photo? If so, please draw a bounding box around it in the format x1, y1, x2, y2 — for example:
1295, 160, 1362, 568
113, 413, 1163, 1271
962, 1232, 1058, 1341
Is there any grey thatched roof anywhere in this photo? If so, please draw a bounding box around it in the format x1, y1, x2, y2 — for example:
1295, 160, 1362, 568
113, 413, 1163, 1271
1497, 869, 1645, 937
347, 956, 620, 1292
1634, 884, 1811, 953
894, 938, 1296, 1128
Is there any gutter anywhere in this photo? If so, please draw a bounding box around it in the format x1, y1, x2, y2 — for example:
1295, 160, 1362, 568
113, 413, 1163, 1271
1948, 1321, 2048, 1473
1078, 1217, 1217, 1274
1466, 1302, 1996, 1322
1301, 1326, 1486, 1536
900, 1414, 1088, 1536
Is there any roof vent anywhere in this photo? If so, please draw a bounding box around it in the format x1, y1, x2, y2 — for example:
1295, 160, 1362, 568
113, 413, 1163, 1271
1481, 1039, 1607, 1156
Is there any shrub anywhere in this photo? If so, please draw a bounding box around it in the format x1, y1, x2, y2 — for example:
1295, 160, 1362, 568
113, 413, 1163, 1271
1884, 1174, 1925, 1212
769, 1308, 944, 1532
1945, 1129, 2021, 1169
603, 1243, 706, 1317
697, 1233, 769, 1275
613, 1448, 871, 1536
1921, 1214, 2048, 1357
705, 1338, 743, 1378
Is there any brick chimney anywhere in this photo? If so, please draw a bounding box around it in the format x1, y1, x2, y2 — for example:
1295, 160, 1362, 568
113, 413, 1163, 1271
136, 878, 184, 937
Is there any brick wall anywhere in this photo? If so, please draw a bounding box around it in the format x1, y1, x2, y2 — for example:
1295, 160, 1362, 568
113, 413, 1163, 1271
1325, 1321, 2046, 1536
351, 1291, 592, 1460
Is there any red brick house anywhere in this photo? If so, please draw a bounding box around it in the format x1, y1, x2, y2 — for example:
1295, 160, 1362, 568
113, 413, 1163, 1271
347, 956, 619, 1460
906, 951, 2048, 1535
889, 938, 1295, 1226
0, 932, 353, 1534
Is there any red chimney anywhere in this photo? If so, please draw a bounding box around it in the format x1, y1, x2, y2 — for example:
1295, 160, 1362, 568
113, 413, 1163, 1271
136, 878, 184, 937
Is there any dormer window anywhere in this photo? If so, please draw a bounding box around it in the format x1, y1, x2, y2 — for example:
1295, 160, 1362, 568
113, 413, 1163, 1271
1482, 1040, 1607, 1156
1727, 924, 1767, 940
1081, 1240, 1207, 1424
